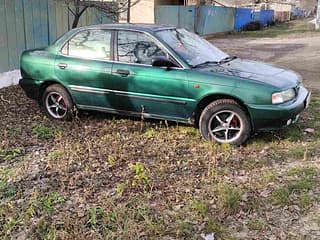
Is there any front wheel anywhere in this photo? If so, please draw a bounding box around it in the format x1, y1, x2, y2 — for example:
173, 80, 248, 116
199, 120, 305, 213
199, 99, 251, 145
42, 84, 74, 121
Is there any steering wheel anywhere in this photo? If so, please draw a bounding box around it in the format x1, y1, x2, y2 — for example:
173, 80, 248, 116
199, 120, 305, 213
134, 42, 162, 63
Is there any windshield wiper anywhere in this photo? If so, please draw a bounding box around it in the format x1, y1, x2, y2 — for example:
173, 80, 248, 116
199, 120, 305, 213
191, 61, 219, 68
191, 56, 237, 68
219, 56, 238, 64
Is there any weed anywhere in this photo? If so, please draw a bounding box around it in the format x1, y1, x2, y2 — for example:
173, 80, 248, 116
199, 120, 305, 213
190, 200, 209, 218
34, 217, 58, 240
32, 125, 56, 139
48, 150, 63, 159
87, 207, 105, 229
115, 132, 121, 140
9, 127, 22, 136
0, 168, 13, 189
247, 219, 265, 231
216, 183, 241, 214
262, 170, 276, 185
272, 168, 318, 206
298, 193, 312, 210
143, 127, 157, 138
272, 188, 290, 206
116, 183, 126, 195
101, 134, 110, 141
205, 218, 225, 237
285, 146, 308, 160
108, 155, 116, 167
3, 217, 21, 236
287, 167, 318, 178
25, 205, 36, 219
84, 198, 162, 238
176, 221, 193, 238
38, 192, 65, 214
178, 126, 199, 138
1, 187, 17, 200
130, 162, 151, 190
287, 179, 317, 193
0, 148, 22, 161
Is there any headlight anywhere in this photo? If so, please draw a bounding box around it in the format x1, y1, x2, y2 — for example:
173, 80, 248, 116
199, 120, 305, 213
272, 88, 296, 104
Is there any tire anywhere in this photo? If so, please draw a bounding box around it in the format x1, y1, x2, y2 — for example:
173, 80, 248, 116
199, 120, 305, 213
199, 99, 251, 145
42, 84, 74, 121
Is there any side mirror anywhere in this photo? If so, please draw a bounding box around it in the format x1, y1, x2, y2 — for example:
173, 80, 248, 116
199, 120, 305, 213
152, 56, 176, 68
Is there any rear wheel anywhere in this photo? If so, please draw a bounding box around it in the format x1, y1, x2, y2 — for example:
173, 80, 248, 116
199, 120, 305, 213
199, 99, 251, 145
42, 84, 74, 121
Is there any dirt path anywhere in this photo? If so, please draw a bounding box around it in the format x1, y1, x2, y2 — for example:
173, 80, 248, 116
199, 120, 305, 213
210, 34, 320, 90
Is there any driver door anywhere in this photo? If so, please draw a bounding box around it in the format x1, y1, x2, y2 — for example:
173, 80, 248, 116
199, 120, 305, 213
111, 30, 193, 121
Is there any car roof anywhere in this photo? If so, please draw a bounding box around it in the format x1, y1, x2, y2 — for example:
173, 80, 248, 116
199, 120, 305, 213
78, 23, 176, 33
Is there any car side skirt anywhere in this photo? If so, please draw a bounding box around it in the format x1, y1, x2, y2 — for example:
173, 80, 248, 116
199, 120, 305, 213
77, 104, 194, 124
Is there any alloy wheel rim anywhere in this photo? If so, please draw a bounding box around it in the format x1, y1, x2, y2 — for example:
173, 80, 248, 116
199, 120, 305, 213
45, 92, 67, 119
208, 110, 243, 143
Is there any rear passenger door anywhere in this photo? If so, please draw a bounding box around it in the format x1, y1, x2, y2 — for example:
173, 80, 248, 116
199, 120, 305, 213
55, 29, 115, 108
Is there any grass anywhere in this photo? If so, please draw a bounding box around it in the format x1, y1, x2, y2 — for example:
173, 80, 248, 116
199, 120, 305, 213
229, 19, 315, 38
247, 219, 265, 231
0, 21, 303, 231
32, 124, 57, 139
0, 85, 319, 239
272, 166, 319, 207
0, 148, 22, 162
216, 183, 242, 215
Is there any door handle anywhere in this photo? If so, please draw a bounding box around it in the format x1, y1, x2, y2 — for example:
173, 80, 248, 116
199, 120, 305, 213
58, 63, 68, 69
116, 69, 130, 76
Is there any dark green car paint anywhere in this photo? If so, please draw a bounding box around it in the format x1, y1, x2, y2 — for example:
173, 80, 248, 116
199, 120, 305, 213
19, 24, 310, 131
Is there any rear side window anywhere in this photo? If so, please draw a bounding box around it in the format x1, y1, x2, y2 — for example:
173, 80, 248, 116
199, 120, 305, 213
62, 30, 112, 60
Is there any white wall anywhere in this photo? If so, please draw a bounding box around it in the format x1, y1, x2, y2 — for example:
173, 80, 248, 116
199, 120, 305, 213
0, 70, 21, 89
131, 0, 155, 23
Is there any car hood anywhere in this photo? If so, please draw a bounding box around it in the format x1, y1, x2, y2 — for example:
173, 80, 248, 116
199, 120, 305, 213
197, 58, 301, 89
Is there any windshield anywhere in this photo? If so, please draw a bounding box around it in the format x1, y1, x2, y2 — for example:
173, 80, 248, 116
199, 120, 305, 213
156, 28, 229, 67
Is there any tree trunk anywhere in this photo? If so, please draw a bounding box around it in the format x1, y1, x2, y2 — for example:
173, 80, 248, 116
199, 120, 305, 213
71, 4, 88, 29
127, 0, 131, 23
316, 1, 320, 30
72, 14, 81, 29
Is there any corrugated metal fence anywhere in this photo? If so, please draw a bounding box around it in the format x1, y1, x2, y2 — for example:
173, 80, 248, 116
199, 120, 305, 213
155, 5, 235, 35
0, 0, 112, 73
156, 5, 276, 34
196, 6, 235, 35
234, 8, 253, 31
253, 10, 274, 26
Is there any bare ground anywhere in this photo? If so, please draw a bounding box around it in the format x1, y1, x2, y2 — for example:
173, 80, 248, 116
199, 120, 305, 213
0, 20, 320, 239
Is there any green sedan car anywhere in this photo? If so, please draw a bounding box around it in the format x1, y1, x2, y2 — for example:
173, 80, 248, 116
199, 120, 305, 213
19, 24, 311, 145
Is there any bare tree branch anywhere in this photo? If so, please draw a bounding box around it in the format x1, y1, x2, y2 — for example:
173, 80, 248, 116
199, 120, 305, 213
67, 5, 76, 16
59, 0, 141, 28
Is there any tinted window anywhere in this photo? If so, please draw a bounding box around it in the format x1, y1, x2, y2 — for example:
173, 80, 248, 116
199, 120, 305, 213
63, 30, 111, 60
117, 31, 166, 65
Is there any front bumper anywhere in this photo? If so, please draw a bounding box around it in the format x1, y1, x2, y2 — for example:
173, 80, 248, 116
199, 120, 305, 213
247, 86, 310, 131
19, 78, 40, 101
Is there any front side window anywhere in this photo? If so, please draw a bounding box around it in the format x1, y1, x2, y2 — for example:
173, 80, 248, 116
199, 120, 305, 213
62, 30, 111, 60
117, 31, 166, 65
